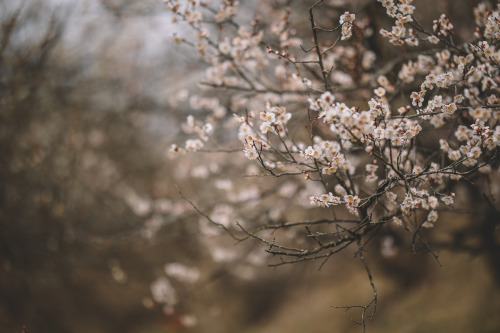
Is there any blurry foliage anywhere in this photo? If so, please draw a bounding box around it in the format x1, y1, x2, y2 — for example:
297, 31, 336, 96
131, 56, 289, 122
0, 1, 187, 332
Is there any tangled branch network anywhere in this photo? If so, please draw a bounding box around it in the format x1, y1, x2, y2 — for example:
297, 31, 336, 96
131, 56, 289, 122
167, 0, 499, 329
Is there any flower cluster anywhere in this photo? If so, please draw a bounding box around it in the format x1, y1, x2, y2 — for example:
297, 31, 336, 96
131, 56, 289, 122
339, 11, 355, 40
310, 193, 360, 215
378, 0, 418, 46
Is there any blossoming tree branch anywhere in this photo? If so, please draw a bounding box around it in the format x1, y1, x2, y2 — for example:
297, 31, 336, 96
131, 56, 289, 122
166, 0, 499, 328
